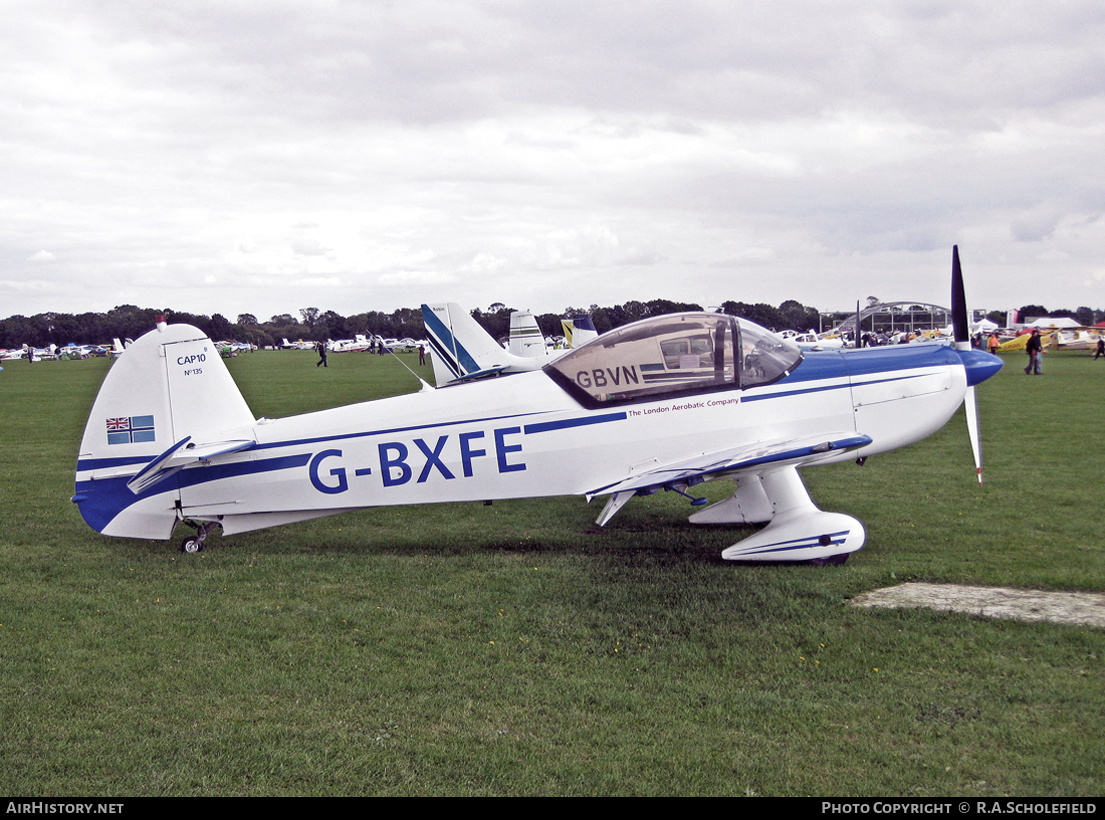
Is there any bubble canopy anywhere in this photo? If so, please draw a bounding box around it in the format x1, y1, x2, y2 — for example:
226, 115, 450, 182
543, 313, 803, 408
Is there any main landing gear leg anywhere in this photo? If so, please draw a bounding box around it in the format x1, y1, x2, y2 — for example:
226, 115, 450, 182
180, 521, 216, 554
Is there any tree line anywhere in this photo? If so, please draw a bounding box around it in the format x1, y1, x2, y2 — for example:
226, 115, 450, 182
1, 300, 1100, 350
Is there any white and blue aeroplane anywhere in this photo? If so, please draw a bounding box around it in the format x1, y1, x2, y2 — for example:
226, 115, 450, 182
73, 248, 1001, 563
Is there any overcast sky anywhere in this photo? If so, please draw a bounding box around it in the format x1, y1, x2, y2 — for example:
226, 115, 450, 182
3, 0, 1103, 324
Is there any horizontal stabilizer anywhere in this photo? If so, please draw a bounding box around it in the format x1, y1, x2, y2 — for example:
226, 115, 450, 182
449, 365, 509, 382
126, 436, 255, 495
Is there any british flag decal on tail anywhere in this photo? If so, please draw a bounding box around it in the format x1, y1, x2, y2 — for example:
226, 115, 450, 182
106, 415, 155, 445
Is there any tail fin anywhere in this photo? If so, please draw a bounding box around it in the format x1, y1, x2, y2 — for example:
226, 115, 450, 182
421, 303, 543, 384
561, 314, 598, 348
73, 322, 256, 538
508, 310, 547, 357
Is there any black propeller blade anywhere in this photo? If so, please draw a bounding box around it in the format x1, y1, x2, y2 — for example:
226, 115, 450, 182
951, 245, 970, 346
950, 246, 984, 486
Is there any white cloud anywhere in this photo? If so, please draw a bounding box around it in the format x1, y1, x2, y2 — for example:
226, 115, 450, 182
1, 0, 1103, 320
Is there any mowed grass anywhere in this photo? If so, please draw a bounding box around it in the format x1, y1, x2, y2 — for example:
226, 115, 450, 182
0, 346, 1102, 796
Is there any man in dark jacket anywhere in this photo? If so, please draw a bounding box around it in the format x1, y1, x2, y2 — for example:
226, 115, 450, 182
1024, 329, 1043, 375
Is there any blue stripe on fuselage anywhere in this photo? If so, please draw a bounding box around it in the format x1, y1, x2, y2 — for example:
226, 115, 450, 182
784, 345, 957, 383
73, 453, 313, 533
742, 344, 957, 403
74, 454, 156, 473
523, 412, 627, 435
839, 344, 958, 377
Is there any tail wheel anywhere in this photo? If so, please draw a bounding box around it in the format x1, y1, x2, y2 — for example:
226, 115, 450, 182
179, 521, 216, 553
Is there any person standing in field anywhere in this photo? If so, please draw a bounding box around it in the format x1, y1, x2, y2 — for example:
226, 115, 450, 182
1024, 329, 1043, 375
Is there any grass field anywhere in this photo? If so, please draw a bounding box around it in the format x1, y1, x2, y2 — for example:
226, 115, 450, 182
0, 344, 1102, 796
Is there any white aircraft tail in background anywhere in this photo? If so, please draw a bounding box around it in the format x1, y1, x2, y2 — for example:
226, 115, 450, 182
561, 314, 598, 348
508, 310, 547, 358
421, 303, 544, 385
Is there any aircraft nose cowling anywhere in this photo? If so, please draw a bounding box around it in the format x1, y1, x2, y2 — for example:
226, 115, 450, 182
957, 348, 1004, 386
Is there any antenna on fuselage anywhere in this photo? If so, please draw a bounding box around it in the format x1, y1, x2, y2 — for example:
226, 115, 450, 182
383, 345, 435, 393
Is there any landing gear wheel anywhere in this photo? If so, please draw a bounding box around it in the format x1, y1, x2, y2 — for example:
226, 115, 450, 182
179, 520, 217, 554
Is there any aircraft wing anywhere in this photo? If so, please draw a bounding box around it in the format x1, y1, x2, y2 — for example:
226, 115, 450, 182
586, 432, 872, 499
